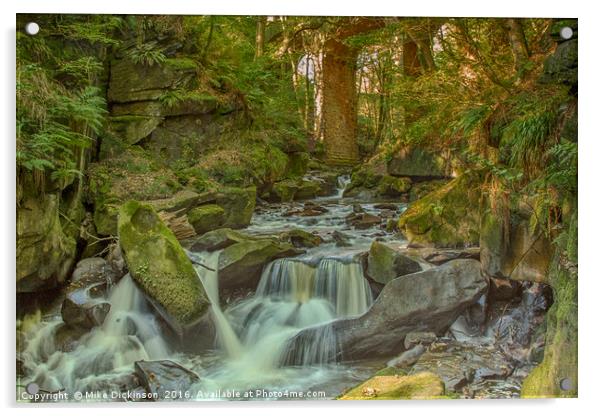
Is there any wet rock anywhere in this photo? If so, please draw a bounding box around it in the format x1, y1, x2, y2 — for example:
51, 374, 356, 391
118, 201, 210, 335
377, 176, 411, 197
280, 229, 323, 248
218, 239, 303, 292
346, 212, 382, 230
332, 230, 353, 247
186, 228, 252, 252
489, 276, 520, 301
283, 202, 329, 217
134, 360, 200, 400
352, 203, 364, 213
338, 372, 445, 400
53, 323, 88, 352
287, 259, 487, 361
62, 297, 111, 330
386, 147, 451, 180
106, 243, 127, 276
404, 331, 437, 349
387, 344, 426, 368
187, 204, 225, 235
374, 203, 399, 211
61, 257, 118, 330
366, 241, 422, 285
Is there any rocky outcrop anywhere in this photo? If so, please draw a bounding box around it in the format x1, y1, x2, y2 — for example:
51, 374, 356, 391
286, 259, 487, 362
398, 171, 482, 248
187, 204, 225, 235
386, 147, 451, 179
215, 186, 256, 229
366, 241, 422, 285
17, 194, 77, 292
338, 372, 446, 400
267, 179, 322, 202
118, 201, 210, 334
343, 165, 413, 200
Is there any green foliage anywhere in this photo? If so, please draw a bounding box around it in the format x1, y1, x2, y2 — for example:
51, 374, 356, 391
127, 42, 167, 66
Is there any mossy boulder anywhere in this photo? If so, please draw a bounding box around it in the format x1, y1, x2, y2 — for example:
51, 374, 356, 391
295, 180, 321, 200
147, 190, 215, 214
480, 200, 553, 283
17, 194, 77, 292
386, 147, 450, 179
218, 239, 303, 292
187, 228, 253, 252
366, 241, 422, 285
377, 176, 412, 197
215, 186, 256, 229
338, 372, 446, 400
280, 228, 323, 248
118, 201, 209, 334
285, 152, 309, 177
397, 172, 482, 248
269, 180, 299, 202
187, 204, 225, 235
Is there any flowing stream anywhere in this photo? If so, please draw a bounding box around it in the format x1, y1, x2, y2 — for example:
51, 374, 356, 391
18, 175, 404, 400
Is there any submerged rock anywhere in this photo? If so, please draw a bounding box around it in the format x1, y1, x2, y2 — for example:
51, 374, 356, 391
286, 259, 487, 362
118, 201, 210, 334
134, 360, 200, 400
346, 212, 382, 230
366, 241, 422, 285
338, 371, 445, 400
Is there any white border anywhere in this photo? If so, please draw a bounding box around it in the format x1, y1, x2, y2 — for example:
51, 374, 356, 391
2, 1, 599, 415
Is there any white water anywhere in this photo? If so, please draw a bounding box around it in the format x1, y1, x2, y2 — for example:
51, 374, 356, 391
19, 275, 169, 394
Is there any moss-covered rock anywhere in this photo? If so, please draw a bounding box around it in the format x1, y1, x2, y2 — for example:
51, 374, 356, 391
280, 228, 323, 248
109, 115, 163, 145
218, 239, 303, 292
397, 172, 482, 248
215, 186, 256, 229
522, 210, 577, 398
187, 228, 253, 252
285, 152, 309, 177
269, 180, 299, 202
187, 204, 225, 235
17, 194, 77, 292
377, 176, 412, 197
295, 180, 321, 200
366, 241, 422, 285
338, 372, 446, 400
118, 201, 209, 333
108, 58, 197, 103
386, 147, 451, 179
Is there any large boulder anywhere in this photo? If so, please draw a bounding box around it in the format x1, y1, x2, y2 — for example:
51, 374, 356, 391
338, 372, 446, 400
480, 204, 553, 283
218, 239, 303, 292
386, 147, 451, 179
118, 201, 210, 334
187, 204, 225, 235
285, 259, 487, 362
215, 186, 256, 229
186, 228, 253, 252
366, 241, 422, 285
397, 171, 482, 248
17, 193, 77, 292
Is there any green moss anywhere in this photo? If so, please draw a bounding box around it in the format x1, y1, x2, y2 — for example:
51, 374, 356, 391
164, 57, 198, 71
398, 171, 482, 248
377, 175, 412, 197
118, 201, 209, 331
216, 186, 256, 229
338, 372, 446, 400
522, 209, 577, 398
271, 180, 298, 202
187, 204, 225, 235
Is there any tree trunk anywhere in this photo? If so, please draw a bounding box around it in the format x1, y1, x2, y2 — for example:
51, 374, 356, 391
504, 18, 530, 75
255, 16, 266, 59
321, 38, 359, 166
403, 40, 421, 76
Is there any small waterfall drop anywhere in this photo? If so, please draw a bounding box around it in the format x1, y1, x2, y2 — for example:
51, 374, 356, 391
336, 174, 351, 198
20, 274, 169, 393
191, 251, 243, 359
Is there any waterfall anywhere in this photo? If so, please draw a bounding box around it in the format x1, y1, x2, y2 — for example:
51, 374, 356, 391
20, 275, 169, 393
314, 258, 373, 317
192, 251, 243, 359
336, 174, 351, 198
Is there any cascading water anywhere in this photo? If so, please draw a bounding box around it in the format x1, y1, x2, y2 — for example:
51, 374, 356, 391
189, 256, 374, 395
336, 174, 351, 199
19, 274, 169, 394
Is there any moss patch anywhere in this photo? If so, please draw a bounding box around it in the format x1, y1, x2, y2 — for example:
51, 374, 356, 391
187, 204, 225, 235
338, 372, 446, 400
